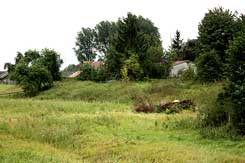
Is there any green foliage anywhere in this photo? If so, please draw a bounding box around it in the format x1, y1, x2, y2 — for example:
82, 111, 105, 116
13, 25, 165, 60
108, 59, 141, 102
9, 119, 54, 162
94, 21, 116, 59
40, 48, 63, 81
74, 13, 170, 80
106, 13, 168, 80
217, 30, 245, 134
74, 22, 116, 62
197, 50, 223, 82
7, 49, 62, 96
74, 27, 97, 62
14, 62, 53, 96
181, 65, 197, 81
80, 64, 107, 82
198, 31, 245, 134
198, 7, 238, 80
198, 96, 229, 127
170, 30, 183, 60
198, 7, 237, 62
179, 39, 200, 61
144, 46, 171, 78
120, 53, 143, 81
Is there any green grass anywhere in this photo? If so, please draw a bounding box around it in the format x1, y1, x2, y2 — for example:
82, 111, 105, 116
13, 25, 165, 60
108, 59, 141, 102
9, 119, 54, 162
0, 84, 22, 96
0, 79, 244, 162
33, 78, 222, 105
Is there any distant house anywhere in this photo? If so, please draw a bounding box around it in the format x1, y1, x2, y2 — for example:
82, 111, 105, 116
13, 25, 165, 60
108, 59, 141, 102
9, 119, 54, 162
170, 60, 195, 77
0, 71, 15, 84
68, 61, 104, 78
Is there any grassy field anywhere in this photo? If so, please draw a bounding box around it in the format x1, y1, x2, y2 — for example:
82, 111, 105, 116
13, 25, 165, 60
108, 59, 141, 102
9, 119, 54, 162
0, 84, 21, 96
0, 79, 244, 162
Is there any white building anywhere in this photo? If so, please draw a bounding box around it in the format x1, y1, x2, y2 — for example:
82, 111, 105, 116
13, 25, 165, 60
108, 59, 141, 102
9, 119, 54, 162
170, 61, 192, 77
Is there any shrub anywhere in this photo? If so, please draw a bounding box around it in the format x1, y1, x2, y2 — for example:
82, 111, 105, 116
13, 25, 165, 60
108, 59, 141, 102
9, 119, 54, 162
181, 65, 197, 81
80, 64, 93, 81
198, 98, 230, 127
80, 64, 107, 82
120, 54, 143, 81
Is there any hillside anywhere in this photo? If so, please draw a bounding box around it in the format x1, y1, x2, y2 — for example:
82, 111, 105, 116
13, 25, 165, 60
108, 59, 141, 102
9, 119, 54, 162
34, 78, 222, 105
0, 79, 244, 162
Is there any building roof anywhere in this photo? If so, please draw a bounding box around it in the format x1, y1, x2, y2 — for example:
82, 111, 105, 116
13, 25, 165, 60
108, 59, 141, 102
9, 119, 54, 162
68, 71, 81, 78
173, 60, 189, 66
0, 71, 8, 79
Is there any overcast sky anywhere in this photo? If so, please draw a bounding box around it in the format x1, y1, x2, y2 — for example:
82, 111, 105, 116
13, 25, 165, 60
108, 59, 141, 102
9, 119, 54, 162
0, 0, 244, 71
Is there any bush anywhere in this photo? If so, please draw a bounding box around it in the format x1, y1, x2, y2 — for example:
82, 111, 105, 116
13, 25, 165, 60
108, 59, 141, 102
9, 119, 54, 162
181, 65, 196, 81
80, 64, 107, 82
198, 98, 230, 127
120, 54, 143, 81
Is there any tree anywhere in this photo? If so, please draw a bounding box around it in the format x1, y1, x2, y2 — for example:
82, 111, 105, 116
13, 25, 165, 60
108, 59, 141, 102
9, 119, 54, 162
179, 39, 200, 61
198, 7, 237, 57
197, 7, 239, 82
6, 49, 63, 96
196, 49, 223, 82
40, 48, 63, 81
106, 13, 168, 80
170, 30, 183, 60
74, 27, 97, 62
4, 52, 25, 80
218, 29, 245, 134
94, 21, 116, 59
14, 61, 53, 96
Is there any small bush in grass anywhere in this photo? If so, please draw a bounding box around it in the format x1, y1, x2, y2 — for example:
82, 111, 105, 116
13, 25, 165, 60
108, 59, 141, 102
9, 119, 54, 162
181, 65, 197, 81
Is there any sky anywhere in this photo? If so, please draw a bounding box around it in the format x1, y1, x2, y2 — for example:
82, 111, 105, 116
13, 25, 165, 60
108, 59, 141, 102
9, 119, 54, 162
0, 0, 244, 71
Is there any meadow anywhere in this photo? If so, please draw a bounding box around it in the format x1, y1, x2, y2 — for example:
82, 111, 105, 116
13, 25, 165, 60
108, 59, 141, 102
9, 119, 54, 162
0, 79, 244, 162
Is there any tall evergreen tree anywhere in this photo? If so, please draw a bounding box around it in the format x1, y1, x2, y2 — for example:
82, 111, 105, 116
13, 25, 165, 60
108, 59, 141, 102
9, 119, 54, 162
170, 30, 183, 60
106, 13, 168, 80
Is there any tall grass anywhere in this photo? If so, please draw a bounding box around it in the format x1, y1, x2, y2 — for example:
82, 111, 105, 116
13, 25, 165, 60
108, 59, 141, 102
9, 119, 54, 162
0, 98, 244, 162
31, 78, 223, 105
0, 79, 244, 162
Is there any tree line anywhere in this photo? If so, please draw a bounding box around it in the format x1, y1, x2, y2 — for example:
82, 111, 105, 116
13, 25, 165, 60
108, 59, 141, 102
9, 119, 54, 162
74, 13, 170, 81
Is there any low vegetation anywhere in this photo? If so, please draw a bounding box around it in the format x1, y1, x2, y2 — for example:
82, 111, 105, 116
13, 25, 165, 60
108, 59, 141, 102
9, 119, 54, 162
0, 79, 244, 162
